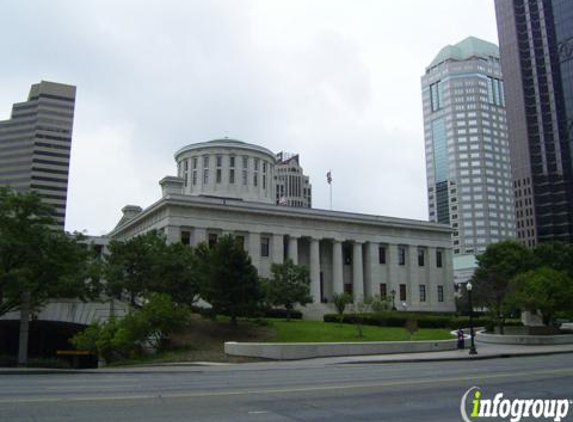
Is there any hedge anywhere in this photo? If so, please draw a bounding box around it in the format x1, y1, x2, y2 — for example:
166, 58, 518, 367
324, 312, 522, 330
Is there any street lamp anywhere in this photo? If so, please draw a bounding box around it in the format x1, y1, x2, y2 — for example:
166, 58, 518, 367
466, 281, 477, 355
391, 289, 396, 311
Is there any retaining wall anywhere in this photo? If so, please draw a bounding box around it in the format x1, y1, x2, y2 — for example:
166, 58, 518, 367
224, 339, 457, 360
476, 331, 573, 346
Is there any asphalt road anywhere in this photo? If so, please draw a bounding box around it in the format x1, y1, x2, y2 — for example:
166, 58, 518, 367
1, 354, 572, 422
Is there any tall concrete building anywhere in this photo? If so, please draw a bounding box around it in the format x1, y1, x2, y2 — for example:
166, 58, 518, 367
495, 0, 573, 245
422, 37, 516, 281
275, 151, 312, 208
0, 81, 76, 229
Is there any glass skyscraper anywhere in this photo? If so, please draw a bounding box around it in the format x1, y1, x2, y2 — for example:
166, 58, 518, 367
422, 37, 516, 268
0, 81, 76, 229
495, 0, 573, 245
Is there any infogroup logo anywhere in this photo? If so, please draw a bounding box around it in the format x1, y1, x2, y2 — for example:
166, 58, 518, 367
460, 386, 571, 422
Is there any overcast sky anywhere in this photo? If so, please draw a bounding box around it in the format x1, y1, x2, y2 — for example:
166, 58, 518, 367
0, 1, 499, 235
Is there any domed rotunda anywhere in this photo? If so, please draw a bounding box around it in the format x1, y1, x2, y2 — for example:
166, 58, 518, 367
174, 138, 276, 204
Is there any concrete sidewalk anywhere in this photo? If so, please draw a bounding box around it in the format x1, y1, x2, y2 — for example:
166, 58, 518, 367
1, 341, 573, 374
319, 341, 573, 365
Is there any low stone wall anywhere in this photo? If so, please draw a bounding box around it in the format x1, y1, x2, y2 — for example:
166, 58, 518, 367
476, 331, 573, 346
224, 339, 457, 360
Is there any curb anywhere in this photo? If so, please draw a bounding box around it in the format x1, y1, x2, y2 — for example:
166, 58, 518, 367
336, 349, 573, 365
2, 350, 572, 374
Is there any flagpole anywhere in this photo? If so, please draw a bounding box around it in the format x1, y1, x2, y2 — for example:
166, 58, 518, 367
327, 169, 333, 210
330, 179, 332, 210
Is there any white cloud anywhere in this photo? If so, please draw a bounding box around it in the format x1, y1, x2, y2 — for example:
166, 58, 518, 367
0, 0, 498, 233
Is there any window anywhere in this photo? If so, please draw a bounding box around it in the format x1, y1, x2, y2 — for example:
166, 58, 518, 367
216, 155, 222, 183
399, 284, 407, 301
438, 285, 444, 302
203, 155, 209, 184
436, 250, 443, 268
378, 246, 386, 264
253, 158, 260, 187
241, 157, 248, 185
379, 283, 387, 300
418, 248, 425, 266
229, 155, 235, 184
260, 236, 270, 257
343, 243, 352, 265
398, 246, 406, 266
419, 285, 426, 302
430, 80, 444, 111
208, 233, 218, 248
262, 161, 267, 190
180, 231, 191, 246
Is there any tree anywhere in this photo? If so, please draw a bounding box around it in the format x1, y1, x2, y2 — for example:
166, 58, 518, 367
149, 242, 201, 307
266, 260, 311, 320
471, 240, 533, 334
532, 241, 573, 277
0, 187, 96, 365
104, 231, 201, 307
332, 292, 353, 324
200, 235, 263, 326
104, 231, 165, 305
510, 267, 573, 326
352, 296, 375, 338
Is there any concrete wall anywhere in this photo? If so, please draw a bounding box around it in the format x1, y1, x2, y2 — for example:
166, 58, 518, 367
476, 331, 573, 346
224, 339, 457, 360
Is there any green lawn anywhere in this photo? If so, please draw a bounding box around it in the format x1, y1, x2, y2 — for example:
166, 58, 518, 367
266, 319, 453, 342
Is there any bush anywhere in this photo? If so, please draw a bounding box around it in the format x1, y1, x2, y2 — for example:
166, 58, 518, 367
264, 308, 303, 320
323, 312, 521, 331
71, 293, 190, 362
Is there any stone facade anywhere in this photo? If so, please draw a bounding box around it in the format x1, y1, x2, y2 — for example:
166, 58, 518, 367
110, 139, 456, 313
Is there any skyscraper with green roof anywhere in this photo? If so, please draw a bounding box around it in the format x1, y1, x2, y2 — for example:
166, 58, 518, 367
421, 37, 516, 281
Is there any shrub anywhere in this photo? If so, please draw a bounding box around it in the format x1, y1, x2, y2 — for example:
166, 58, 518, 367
264, 308, 303, 320
323, 312, 521, 331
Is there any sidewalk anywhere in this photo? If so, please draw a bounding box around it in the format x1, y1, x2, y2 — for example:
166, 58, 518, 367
321, 341, 573, 365
1, 341, 573, 374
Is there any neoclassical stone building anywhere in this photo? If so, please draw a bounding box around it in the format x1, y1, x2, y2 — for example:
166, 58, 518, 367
109, 139, 456, 314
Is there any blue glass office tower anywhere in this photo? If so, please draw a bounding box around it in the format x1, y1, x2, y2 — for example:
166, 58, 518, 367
422, 37, 516, 261
495, 0, 573, 245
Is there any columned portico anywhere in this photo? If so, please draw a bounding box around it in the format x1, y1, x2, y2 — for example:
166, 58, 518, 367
309, 238, 321, 302
288, 236, 299, 264
332, 240, 344, 295
352, 241, 364, 301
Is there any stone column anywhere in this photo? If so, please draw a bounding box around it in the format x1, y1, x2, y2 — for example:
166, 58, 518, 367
408, 245, 418, 306
288, 236, 299, 264
332, 239, 344, 295
193, 227, 207, 246
248, 232, 261, 269
387, 243, 399, 298
309, 238, 321, 303
163, 225, 180, 244
352, 241, 364, 301
272, 234, 284, 264
364, 242, 376, 298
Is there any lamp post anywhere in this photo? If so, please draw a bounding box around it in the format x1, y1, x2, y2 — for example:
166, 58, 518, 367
391, 289, 396, 311
466, 281, 477, 355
